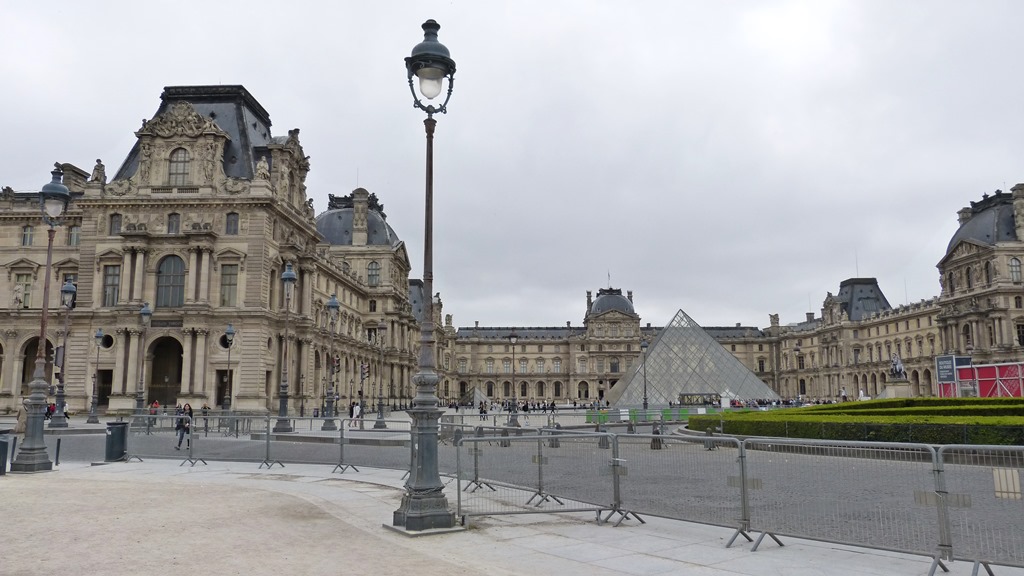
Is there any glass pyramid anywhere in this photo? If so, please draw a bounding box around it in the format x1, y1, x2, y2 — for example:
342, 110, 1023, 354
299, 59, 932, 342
608, 308, 780, 406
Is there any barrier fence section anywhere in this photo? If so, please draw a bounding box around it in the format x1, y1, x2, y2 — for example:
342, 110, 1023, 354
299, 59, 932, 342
937, 445, 1024, 572
454, 430, 611, 523
332, 418, 411, 474
615, 434, 744, 532
742, 438, 940, 560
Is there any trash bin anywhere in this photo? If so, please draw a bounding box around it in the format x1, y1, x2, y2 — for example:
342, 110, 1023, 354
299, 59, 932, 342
105, 421, 129, 462
0, 432, 10, 475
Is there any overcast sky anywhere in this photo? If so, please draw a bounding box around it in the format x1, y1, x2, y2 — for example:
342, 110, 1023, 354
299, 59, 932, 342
4, 1, 1023, 331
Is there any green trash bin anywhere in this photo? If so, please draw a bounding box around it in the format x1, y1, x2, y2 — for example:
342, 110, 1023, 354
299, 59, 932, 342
105, 422, 128, 462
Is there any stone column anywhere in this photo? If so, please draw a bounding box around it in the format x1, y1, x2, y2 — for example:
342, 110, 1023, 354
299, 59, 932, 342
193, 329, 209, 395
199, 248, 213, 303
114, 328, 128, 394
120, 251, 133, 305
180, 328, 194, 394
132, 250, 146, 303
186, 248, 199, 304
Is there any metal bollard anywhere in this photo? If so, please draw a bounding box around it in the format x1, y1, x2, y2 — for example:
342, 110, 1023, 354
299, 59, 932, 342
704, 427, 717, 450
650, 426, 663, 450
547, 423, 561, 448
597, 425, 610, 449
626, 420, 635, 434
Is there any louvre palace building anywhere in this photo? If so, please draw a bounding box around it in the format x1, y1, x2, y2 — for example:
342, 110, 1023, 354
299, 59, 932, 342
1, 85, 1021, 415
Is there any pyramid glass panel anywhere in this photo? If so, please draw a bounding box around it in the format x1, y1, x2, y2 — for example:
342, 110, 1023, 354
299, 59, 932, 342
607, 309, 779, 406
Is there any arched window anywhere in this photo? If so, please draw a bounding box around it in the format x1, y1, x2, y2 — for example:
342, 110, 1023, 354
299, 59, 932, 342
537, 382, 545, 397
167, 213, 180, 234
966, 266, 973, 289
156, 255, 186, 307
520, 382, 527, 397
168, 148, 190, 186
947, 271, 955, 294
554, 381, 562, 397
984, 261, 992, 285
1011, 258, 1022, 283
962, 324, 973, 347
367, 261, 381, 287
225, 212, 239, 235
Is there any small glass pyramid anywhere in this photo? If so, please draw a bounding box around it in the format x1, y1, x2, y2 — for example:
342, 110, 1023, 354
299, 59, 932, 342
608, 308, 780, 406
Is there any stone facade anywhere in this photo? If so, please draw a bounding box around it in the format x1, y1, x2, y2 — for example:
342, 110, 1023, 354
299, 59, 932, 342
2, 85, 1021, 413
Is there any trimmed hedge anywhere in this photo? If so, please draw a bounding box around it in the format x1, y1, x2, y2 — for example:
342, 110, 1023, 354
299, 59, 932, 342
687, 398, 1024, 445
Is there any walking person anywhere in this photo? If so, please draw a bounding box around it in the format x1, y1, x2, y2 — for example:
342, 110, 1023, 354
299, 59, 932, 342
175, 403, 193, 450
349, 401, 361, 428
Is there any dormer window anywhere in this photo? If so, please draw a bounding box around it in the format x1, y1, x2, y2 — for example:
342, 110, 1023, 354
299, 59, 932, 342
168, 148, 190, 186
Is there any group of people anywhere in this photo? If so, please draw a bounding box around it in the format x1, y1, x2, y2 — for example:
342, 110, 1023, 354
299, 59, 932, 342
43, 402, 68, 421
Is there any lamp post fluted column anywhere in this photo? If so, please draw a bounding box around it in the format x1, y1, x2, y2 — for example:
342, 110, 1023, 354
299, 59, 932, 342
323, 294, 339, 430
135, 303, 152, 414
374, 321, 388, 429
393, 19, 456, 531
508, 332, 519, 426
12, 166, 72, 472
640, 339, 649, 418
88, 328, 102, 423
274, 263, 297, 433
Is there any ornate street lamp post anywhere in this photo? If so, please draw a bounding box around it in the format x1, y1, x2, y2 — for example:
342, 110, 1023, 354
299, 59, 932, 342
49, 279, 76, 429
508, 332, 520, 427
640, 339, 649, 414
323, 294, 340, 430
135, 302, 152, 414
12, 165, 72, 472
87, 328, 102, 423
224, 324, 235, 411
374, 320, 388, 429
393, 19, 456, 531
273, 262, 297, 433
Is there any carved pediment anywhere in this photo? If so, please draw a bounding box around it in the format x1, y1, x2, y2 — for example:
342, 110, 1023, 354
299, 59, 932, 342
5, 258, 40, 280
138, 102, 228, 139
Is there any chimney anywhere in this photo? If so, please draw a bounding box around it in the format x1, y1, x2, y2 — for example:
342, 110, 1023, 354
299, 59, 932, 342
806, 312, 815, 322
474, 320, 479, 328
627, 290, 633, 302
351, 188, 369, 246
586, 290, 593, 312
735, 323, 740, 327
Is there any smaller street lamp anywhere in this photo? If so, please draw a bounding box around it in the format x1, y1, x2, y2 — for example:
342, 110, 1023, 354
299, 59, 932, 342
273, 262, 297, 433
640, 339, 649, 414
373, 320, 388, 429
323, 294, 339, 430
136, 301, 153, 412
507, 331, 520, 427
49, 279, 76, 429
87, 328, 102, 423
224, 324, 235, 411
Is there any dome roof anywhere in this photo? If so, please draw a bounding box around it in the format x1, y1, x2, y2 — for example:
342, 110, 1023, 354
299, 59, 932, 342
945, 193, 1017, 256
316, 208, 400, 247
590, 288, 635, 316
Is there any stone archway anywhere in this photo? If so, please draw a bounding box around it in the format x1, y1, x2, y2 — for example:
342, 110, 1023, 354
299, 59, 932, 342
20, 337, 55, 397
577, 381, 590, 399
149, 336, 184, 407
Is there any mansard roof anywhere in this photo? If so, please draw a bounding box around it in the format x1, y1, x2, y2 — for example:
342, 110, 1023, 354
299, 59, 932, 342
113, 85, 274, 182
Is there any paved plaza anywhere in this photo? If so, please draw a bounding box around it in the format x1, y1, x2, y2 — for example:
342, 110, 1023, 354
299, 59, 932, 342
2, 414, 1022, 575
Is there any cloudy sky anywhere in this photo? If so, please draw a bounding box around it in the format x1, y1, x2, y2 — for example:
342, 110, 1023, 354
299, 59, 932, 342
4, 1, 1023, 330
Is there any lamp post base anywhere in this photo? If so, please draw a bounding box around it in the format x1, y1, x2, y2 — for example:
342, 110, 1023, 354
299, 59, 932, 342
272, 419, 293, 433
11, 372, 53, 473
392, 405, 454, 531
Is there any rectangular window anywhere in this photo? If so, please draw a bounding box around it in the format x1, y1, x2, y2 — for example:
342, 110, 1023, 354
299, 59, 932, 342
537, 359, 545, 372
485, 359, 494, 374
1017, 324, 1024, 346
578, 358, 587, 373
520, 358, 528, 373
15, 273, 32, 308
220, 264, 239, 306
757, 359, 765, 372
458, 358, 467, 372
167, 213, 180, 234
553, 359, 561, 372
503, 359, 511, 374
758, 344, 764, 351
537, 344, 543, 353
109, 214, 122, 235
21, 226, 33, 246
798, 356, 805, 370
68, 225, 80, 246
102, 265, 121, 307
225, 213, 239, 235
